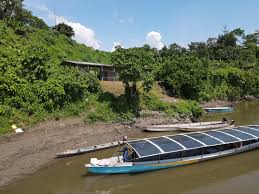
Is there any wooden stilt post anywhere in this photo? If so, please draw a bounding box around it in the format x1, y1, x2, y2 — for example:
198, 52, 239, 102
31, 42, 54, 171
101, 66, 104, 81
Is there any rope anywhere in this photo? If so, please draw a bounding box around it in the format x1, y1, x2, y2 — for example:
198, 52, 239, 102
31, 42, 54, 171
112, 142, 121, 157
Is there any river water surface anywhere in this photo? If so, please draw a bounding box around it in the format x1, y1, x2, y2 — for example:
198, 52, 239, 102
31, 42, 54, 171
1, 101, 259, 194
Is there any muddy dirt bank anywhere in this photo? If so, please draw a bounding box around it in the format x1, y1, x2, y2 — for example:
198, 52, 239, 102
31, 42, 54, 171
201, 100, 238, 108
0, 118, 143, 187
0, 109, 192, 188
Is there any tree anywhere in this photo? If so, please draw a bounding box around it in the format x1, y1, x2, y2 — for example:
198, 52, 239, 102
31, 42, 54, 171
17, 9, 48, 29
217, 28, 244, 47
0, 0, 23, 20
159, 55, 208, 99
111, 47, 157, 97
53, 23, 75, 38
188, 42, 209, 59
213, 28, 245, 61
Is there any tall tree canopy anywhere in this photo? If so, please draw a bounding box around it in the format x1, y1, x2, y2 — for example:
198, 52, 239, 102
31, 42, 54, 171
111, 47, 157, 96
0, 0, 23, 20
53, 23, 75, 38
159, 55, 208, 99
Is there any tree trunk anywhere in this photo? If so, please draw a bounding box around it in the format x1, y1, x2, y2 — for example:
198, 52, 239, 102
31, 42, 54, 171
131, 82, 137, 97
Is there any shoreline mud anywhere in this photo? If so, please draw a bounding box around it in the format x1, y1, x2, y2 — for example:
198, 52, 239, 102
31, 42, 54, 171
0, 118, 142, 188
0, 99, 243, 188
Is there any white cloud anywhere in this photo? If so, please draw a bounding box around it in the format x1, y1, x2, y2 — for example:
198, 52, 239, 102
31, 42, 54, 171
24, 1, 101, 49
112, 41, 124, 51
145, 31, 164, 50
51, 15, 101, 49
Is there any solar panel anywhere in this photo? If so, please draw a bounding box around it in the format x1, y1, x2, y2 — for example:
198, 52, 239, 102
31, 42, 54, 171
221, 129, 255, 140
237, 127, 259, 137
149, 137, 184, 152
168, 135, 203, 148
204, 130, 239, 143
248, 125, 259, 131
188, 133, 222, 146
128, 140, 161, 157
127, 125, 259, 158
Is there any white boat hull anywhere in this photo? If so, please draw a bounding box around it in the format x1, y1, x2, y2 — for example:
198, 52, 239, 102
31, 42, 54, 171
144, 121, 227, 132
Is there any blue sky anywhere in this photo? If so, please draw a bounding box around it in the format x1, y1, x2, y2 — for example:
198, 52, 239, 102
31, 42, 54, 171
24, 0, 259, 51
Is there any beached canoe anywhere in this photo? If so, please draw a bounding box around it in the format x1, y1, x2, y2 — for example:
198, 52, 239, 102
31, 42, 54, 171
85, 125, 259, 174
144, 121, 225, 132
204, 107, 234, 113
56, 141, 124, 158
178, 122, 234, 132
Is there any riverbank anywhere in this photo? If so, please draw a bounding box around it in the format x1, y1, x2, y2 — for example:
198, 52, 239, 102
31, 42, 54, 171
1, 100, 259, 189
0, 99, 233, 188
0, 111, 185, 188
201, 100, 237, 108
0, 98, 247, 188
0, 117, 143, 187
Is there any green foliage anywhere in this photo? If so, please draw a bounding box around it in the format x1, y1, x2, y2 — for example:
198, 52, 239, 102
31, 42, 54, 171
0, 4, 204, 135
53, 23, 75, 38
197, 67, 259, 101
140, 93, 203, 119
1, 2, 259, 135
158, 28, 259, 101
0, 20, 108, 134
82, 94, 135, 123
17, 9, 48, 29
81, 92, 202, 123
172, 101, 203, 119
0, 0, 23, 20
159, 55, 208, 99
1, 0, 48, 30
111, 47, 157, 95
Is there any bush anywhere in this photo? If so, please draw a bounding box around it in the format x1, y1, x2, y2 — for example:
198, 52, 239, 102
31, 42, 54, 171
0, 21, 109, 134
140, 93, 202, 119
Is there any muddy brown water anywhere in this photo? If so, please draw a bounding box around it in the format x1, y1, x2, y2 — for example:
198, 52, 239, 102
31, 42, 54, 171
1, 101, 259, 194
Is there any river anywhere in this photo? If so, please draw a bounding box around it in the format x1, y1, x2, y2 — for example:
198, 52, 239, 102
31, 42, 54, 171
1, 101, 259, 194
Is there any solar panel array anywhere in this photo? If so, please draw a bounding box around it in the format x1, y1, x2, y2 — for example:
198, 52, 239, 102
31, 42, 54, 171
127, 125, 259, 157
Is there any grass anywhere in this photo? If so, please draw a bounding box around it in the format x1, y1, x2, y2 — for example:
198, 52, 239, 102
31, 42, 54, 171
101, 81, 125, 96
140, 92, 202, 119
0, 82, 203, 135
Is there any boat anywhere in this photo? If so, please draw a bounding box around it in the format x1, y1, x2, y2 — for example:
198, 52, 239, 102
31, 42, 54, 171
85, 125, 259, 174
204, 107, 234, 113
56, 141, 124, 158
144, 120, 229, 132
178, 121, 234, 132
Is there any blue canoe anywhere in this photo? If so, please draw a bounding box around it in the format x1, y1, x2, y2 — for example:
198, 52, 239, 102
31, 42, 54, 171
204, 107, 234, 113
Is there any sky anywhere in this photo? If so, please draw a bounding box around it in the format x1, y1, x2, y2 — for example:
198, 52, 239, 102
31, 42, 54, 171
24, 0, 259, 51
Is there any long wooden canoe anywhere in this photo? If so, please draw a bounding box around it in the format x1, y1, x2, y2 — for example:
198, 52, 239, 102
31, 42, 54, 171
56, 141, 124, 158
144, 121, 225, 132
178, 123, 234, 132
204, 107, 234, 113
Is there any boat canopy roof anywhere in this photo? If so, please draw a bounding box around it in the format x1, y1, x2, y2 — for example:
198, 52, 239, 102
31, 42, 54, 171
126, 125, 259, 158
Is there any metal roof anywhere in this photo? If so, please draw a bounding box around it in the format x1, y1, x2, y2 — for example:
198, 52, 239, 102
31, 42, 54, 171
62, 61, 114, 68
126, 125, 259, 158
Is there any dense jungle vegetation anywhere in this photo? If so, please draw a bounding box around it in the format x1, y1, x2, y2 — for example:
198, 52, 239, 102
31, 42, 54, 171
0, 0, 259, 134
112, 29, 259, 101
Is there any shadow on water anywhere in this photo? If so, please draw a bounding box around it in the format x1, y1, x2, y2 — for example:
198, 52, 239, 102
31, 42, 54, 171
1, 101, 259, 194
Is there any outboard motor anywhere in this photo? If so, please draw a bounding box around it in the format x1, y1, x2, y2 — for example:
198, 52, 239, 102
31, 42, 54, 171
222, 117, 228, 122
